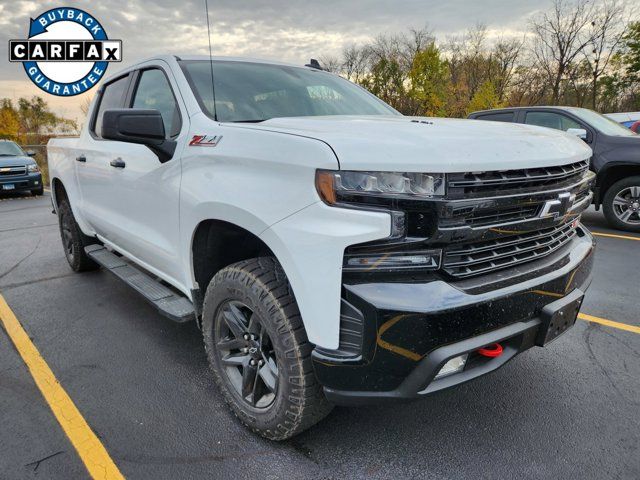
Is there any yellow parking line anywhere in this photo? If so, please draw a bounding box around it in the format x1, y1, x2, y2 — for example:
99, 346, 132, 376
0, 294, 124, 480
578, 312, 640, 334
591, 231, 640, 242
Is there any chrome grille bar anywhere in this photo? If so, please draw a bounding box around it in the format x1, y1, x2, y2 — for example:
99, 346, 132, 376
443, 222, 578, 278
447, 160, 590, 194
0, 165, 27, 176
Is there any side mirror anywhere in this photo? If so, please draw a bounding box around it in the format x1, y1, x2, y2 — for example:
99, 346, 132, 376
101, 109, 176, 162
567, 128, 588, 141
26, 150, 36, 157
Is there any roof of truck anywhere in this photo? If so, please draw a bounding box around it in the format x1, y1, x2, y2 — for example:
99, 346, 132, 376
101, 54, 322, 85
123, 54, 308, 71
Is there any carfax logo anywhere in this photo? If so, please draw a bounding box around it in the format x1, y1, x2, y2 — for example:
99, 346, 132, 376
8, 7, 122, 96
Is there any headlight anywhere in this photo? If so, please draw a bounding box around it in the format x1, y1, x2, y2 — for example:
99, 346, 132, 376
343, 249, 441, 272
316, 170, 445, 205
27, 164, 40, 173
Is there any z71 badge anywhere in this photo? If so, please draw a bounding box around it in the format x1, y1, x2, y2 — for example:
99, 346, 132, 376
189, 135, 223, 147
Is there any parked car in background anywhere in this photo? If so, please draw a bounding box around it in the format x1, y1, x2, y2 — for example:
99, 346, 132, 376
0, 140, 43, 196
605, 112, 640, 129
469, 106, 640, 232
630, 121, 640, 134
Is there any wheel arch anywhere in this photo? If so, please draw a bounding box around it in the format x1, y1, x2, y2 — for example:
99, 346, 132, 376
190, 219, 277, 316
595, 163, 640, 206
51, 177, 68, 210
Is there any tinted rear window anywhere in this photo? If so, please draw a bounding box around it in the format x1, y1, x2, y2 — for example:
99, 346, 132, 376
474, 112, 514, 122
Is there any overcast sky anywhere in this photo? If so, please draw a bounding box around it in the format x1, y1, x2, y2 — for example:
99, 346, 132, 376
0, 0, 631, 123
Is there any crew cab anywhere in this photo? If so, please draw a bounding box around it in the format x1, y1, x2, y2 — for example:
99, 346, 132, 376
48, 56, 595, 440
0, 140, 43, 196
469, 106, 640, 232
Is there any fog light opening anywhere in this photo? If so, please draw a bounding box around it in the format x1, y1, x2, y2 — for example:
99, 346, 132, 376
477, 343, 503, 358
434, 354, 468, 379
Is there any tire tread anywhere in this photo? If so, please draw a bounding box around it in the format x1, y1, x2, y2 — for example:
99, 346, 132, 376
202, 257, 332, 440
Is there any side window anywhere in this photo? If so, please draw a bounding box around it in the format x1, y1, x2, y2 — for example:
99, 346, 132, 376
476, 112, 514, 122
93, 74, 129, 138
525, 112, 581, 131
132, 69, 181, 138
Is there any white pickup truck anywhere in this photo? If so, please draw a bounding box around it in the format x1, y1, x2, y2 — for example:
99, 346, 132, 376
48, 55, 596, 440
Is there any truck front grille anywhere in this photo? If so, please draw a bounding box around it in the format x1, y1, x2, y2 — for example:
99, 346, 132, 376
443, 221, 578, 278
0, 165, 27, 176
447, 160, 589, 197
449, 203, 541, 227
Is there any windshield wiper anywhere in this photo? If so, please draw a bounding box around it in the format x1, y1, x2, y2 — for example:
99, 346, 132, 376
231, 119, 268, 123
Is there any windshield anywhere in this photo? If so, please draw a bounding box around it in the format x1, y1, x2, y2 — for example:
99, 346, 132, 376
0, 141, 25, 156
180, 60, 398, 122
568, 108, 637, 137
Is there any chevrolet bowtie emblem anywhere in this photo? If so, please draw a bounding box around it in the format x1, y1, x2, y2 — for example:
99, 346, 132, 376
539, 192, 576, 218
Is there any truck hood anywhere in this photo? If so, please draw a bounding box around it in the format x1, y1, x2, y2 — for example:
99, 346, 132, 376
0, 156, 34, 167
250, 115, 592, 172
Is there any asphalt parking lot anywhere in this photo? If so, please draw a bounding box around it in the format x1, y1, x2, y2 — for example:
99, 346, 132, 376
1, 191, 638, 480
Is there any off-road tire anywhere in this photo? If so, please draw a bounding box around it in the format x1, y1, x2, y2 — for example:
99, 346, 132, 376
202, 257, 333, 440
602, 176, 640, 233
57, 199, 99, 272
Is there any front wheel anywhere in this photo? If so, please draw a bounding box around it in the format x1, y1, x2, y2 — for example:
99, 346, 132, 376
202, 257, 332, 440
602, 176, 640, 233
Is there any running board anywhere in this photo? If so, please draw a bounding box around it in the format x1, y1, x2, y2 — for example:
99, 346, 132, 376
85, 245, 195, 323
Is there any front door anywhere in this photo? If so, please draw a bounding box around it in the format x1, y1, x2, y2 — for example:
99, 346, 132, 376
82, 62, 188, 288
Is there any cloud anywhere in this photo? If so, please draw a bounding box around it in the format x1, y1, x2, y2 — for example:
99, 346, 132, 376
0, 0, 635, 120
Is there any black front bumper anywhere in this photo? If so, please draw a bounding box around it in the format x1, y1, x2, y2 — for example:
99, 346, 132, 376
313, 226, 595, 405
0, 172, 42, 192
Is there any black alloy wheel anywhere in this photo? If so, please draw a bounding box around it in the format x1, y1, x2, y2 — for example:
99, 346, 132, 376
201, 257, 333, 440
214, 300, 279, 409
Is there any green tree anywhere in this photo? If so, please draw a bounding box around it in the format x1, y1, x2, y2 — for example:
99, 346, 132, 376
0, 99, 20, 141
408, 43, 450, 116
623, 21, 640, 80
362, 57, 407, 112
17, 96, 77, 137
466, 81, 503, 115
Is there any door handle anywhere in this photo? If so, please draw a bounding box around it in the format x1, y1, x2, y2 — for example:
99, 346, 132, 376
75, 155, 86, 163
110, 158, 126, 168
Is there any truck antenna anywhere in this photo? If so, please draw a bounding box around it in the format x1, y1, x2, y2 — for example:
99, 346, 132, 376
204, 0, 218, 121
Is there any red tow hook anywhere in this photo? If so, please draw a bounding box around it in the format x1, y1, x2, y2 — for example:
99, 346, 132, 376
477, 343, 503, 358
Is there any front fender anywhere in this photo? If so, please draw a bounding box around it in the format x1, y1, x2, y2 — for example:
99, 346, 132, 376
260, 202, 390, 349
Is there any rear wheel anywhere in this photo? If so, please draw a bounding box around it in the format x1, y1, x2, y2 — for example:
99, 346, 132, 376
57, 199, 99, 272
602, 176, 640, 233
202, 257, 332, 440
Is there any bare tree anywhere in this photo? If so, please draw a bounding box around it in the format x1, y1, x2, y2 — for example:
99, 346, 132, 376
582, 0, 629, 108
399, 27, 435, 67
318, 55, 341, 73
530, 0, 595, 104
341, 44, 370, 83
491, 38, 525, 101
